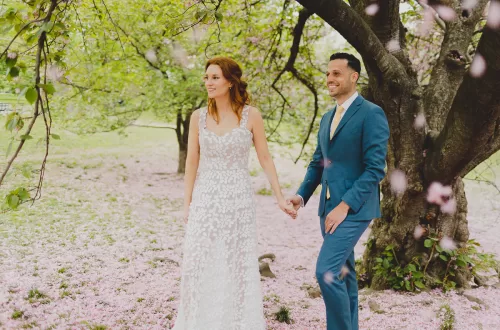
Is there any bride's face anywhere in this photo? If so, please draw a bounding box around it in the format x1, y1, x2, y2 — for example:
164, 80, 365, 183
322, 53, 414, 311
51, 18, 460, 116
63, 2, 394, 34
204, 64, 232, 99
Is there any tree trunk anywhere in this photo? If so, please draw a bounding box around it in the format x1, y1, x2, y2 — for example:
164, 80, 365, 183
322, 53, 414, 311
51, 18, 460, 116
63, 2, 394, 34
363, 177, 471, 289
178, 144, 187, 174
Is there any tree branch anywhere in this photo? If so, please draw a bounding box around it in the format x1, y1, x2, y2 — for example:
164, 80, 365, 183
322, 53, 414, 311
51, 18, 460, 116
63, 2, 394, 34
295, 0, 408, 88
425, 26, 500, 184
424, 0, 489, 133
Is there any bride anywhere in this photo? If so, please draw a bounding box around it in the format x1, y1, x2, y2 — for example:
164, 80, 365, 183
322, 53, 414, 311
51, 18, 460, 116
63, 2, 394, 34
173, 56, 295, 329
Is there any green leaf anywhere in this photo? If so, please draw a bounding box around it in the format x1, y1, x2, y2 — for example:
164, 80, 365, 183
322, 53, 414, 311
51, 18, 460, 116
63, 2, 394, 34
383, 259, 390, 269
408, 264, 417, 272
20, 134, 33, 141
414, 281, 426, 289
435, 245, 443, 253
17, 188, 30, 201
405, 280, 411, 291
456, 259, 467, 267
424, 239, 433, 248
7, 194, 20, 209
6, 115, 18, 132
7, 66, 19, 78
50, 133, 60, 140
6, 140, 13, 158
6, 55, 17, 68
38, 83, 56, 94
413, 271, 423, 278
376, 258, 383, 263
215, 12, 223, 21
440, 254, 448, 261
25, 87, 37, 104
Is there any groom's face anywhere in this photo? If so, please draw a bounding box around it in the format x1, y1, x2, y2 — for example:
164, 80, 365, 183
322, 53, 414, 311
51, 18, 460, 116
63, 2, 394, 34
326, 59, 357, 99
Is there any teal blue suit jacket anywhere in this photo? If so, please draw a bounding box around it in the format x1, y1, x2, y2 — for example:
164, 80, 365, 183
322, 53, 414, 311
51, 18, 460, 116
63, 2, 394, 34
297, 95, 389, 220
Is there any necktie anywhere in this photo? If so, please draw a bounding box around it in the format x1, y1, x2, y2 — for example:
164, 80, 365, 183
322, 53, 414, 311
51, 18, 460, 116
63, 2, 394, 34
330, 105, 345, 140
326, 105, 345, 199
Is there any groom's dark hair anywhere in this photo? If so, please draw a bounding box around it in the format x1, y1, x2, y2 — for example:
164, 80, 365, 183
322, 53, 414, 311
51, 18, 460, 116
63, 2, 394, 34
329, 52, 361, 75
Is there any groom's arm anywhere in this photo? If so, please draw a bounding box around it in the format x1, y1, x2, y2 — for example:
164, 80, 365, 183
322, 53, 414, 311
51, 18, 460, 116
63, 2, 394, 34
341, 106, 389, 213
296, 115, 326, 206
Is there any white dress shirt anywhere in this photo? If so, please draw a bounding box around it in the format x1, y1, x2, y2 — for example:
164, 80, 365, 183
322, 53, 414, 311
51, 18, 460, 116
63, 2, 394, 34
330, 91, 358, 136
297, 91, 359, 207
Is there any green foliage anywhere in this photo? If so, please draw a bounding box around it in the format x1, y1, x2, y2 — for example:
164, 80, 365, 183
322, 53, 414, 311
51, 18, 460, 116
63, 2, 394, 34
438, 304, 455, 330
274, 306, 292, 324
5, 187, 30, 210
256, 187, 272, 196
11, 309, 24, 319
373, 235, 497, 292
373, 244, 425, 292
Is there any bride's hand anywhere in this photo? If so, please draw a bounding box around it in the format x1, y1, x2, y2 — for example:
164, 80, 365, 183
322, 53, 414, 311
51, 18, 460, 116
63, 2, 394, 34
278, 199, 297, 219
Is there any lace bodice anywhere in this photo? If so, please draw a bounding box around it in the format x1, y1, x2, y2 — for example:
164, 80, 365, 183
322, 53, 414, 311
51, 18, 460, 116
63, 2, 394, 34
198, 105, 253, 172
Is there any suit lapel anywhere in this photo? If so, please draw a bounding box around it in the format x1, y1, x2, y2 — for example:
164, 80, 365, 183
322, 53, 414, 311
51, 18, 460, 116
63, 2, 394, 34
330, 95, 364, 142
323, 108, 335, 150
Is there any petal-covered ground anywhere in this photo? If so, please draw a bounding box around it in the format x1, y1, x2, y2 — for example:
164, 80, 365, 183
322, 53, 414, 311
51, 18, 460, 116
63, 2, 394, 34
1, 128, 499, 329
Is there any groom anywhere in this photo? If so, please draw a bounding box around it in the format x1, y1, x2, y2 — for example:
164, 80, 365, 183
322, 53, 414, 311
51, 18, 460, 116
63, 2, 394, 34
288, 53, 389, 330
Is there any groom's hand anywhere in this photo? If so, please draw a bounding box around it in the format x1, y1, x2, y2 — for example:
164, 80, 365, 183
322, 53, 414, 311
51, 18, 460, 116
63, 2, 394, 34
286, 195, 302, 212
325, 201, 350, 234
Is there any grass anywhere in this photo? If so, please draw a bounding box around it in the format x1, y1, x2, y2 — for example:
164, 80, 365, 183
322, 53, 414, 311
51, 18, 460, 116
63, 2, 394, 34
11, 309, 24, 319
439, 304, 455, 330
274, 306, 292, 324
257, 187, 272, 196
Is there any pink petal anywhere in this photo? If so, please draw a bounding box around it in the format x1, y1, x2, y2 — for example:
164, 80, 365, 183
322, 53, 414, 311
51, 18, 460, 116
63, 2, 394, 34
427, 182, 444, 205
414, 113, 426, 129
435, 5, 457, 21
470, 53, 486, 78
414, 226, 426, 240
365, 4, 379, 16
386, 39, 400, 53
390, 170, 407, 195
439, 236, 457, 250
487, 0, 500, 29
441, 198, 457, 214
323, 271, 334, 284
419, 8, 435, 36
462, 0, 478, 11
340, 265, 350, 279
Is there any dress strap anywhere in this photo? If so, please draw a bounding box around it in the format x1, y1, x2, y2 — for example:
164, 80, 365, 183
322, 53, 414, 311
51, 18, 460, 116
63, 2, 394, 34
199, 107, 208, 129
240, 105, 250, 128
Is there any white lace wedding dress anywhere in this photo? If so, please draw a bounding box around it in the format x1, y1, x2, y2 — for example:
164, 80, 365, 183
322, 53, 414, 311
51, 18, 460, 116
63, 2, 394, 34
173, 106, 265, 330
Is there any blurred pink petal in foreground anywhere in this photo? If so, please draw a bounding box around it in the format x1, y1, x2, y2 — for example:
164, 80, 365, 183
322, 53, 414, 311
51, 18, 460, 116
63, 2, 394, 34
439, 236, 457, 251
414, 113, 426, 129
470, 53, 487, 78
414, 226, 426, 240
386, 39, 400, 53
324, 271, 334, 284
340, 265, 350, 279
419, 8, 435, 36
487, 0, 500, 29
435, 5, 457, 21
390, 170, 407, 195
441, 198, 457, 214
365, 4, 379, 16
427, 182, 452, 205
462, 0, 478, 11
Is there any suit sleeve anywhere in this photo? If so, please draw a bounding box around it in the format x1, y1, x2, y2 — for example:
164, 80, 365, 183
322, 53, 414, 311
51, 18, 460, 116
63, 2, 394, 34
296, 114, 326, 206
341, 106, 389, 213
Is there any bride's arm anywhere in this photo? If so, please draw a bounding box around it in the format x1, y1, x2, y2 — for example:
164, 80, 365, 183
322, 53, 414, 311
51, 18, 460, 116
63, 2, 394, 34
183, 109, 201, 223
250, 107, 296, 217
